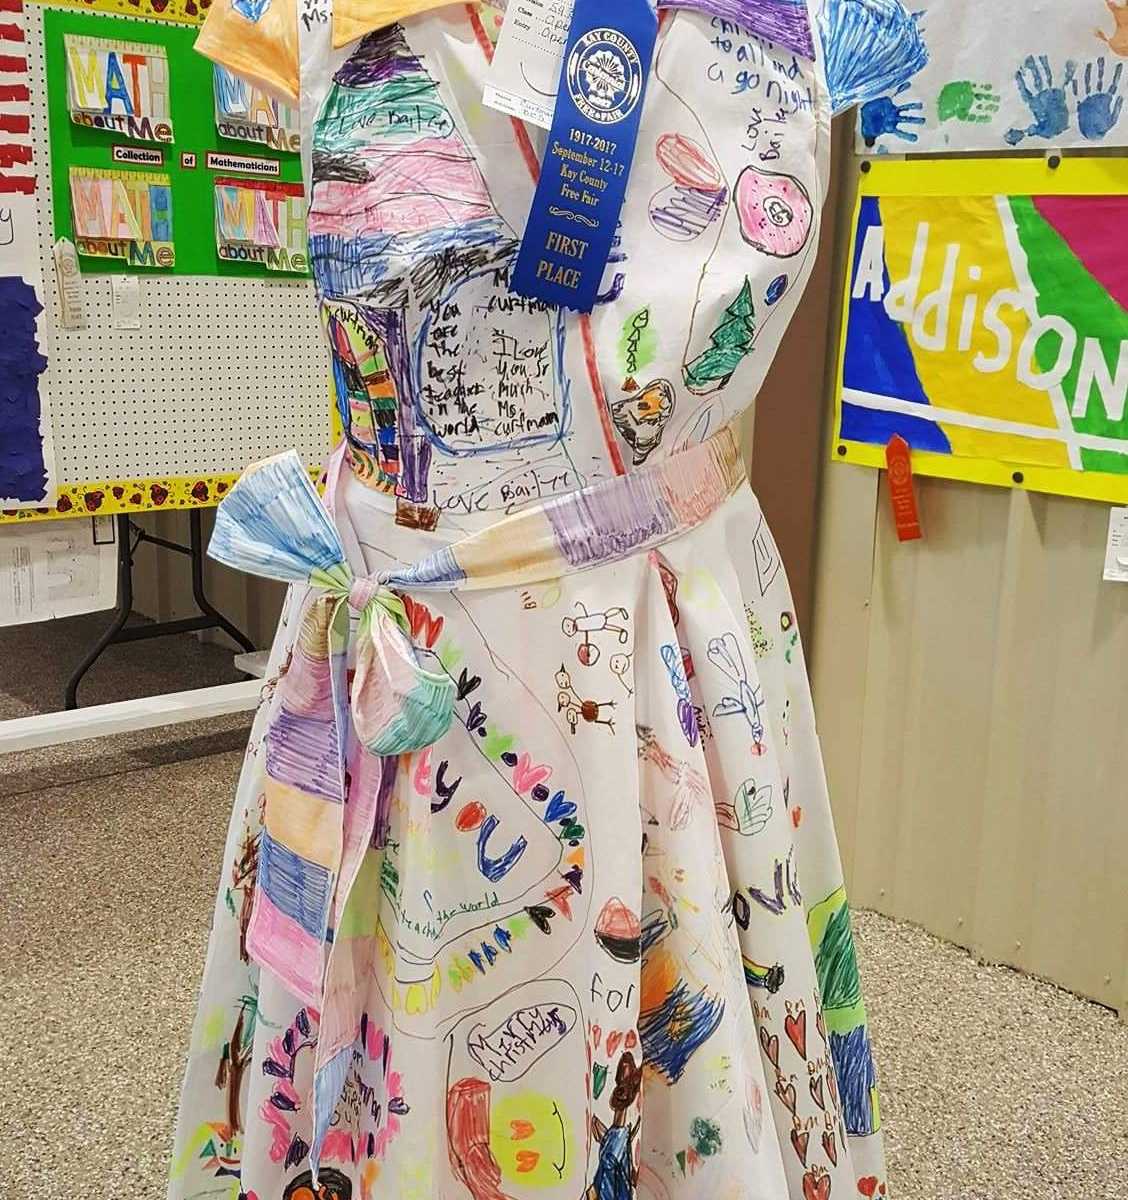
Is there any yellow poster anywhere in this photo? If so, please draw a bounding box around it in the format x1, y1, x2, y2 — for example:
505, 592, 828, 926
835, 159, 1128, 503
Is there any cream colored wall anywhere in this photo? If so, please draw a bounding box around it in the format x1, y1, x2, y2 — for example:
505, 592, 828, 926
809, 133, 1128, 1017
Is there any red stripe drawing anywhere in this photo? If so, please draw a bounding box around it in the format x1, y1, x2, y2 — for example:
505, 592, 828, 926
0, 142, 31, 167
0, 172, 35, 193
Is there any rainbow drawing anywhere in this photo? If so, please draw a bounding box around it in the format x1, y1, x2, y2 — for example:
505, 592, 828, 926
835, 160, 1128, 503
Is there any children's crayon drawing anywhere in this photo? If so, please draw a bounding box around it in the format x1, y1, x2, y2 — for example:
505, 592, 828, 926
0, 4, 56, 507
64, 33, 174, 144
214, 177, 307, 271
856, 0, 1128, 153
214, 64, 300, 153
69, 165, 175, 267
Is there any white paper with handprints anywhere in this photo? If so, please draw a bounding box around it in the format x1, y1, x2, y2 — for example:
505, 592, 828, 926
856, 0, 1128, 153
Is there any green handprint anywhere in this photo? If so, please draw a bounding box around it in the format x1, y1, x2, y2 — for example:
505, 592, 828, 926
937, 80, 1002, 124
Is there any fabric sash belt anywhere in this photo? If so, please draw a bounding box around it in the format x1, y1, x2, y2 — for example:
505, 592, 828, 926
207, 425, 744, 1004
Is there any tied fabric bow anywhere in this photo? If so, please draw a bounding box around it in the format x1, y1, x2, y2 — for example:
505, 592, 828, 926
210, 449, 456, 758
208, 450, 455, 1006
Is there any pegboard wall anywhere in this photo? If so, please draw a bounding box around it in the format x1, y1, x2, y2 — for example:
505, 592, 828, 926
5, 3, 331, 522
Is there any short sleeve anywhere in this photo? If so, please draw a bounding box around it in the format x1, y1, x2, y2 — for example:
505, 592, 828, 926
816, 0, 927, 114
195, 0, 301, 104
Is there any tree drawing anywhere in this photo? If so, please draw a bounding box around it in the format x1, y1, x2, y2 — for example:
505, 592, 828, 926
684, 277, 756, 395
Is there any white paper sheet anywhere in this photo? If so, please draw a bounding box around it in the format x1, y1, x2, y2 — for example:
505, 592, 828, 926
0, 519, 117, 627
111, 274, 142, 330
857, 0, 1128, 154
1103, 507, 1128, 583
482, 0, 574, 129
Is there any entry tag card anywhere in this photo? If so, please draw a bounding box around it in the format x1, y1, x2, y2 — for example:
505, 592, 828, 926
510, 0, 658, 313
483, 0, 575, 130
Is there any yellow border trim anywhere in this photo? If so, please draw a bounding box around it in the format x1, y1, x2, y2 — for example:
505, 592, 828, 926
27, 0, 206, 26
0, 466, 324, 524
858, 156, 1128, 198
835, 440, 1128, 505
2, 473, 241, 523
833, 157, 1128, 505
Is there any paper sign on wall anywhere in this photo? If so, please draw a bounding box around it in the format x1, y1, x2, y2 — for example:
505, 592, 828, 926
0, 519, 117, 625
857, 0, 1128, 154
0, 2, 57, 509
69, 165, 175, 268
214, 65, 300, 154
835, 161, 1128, 504
213, 177, 307, 272
64, 34, 173, 144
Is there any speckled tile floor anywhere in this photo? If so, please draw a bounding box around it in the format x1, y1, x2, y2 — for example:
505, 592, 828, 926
0, 742, 1125, 1199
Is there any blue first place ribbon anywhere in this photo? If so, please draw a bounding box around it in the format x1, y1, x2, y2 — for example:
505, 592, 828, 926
510, 0, 658, 313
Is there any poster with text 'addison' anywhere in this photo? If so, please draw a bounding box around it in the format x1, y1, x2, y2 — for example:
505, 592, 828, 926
835, 160, 1128, 504
65, 33, 173, 144
213, 177, 306, 272
857, 0, 1128, 154
214, 65, 300, 153
69, 165, 175, 268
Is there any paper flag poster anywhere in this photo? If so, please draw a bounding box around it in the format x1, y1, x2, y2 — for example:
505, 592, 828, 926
0, 1, 57, 508
69, 166, 175, 268
836, 161, 1128, 504
857, 0, 1128, 154
214, 65, 300, 153
214, 178, 306, 272
64, 33, 174, 144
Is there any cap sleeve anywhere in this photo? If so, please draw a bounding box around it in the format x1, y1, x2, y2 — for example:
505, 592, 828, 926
195, 0, 301, 105
817, 0, 927, 113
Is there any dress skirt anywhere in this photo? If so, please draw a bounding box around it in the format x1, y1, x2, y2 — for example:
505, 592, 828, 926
168, 433, 887, 1200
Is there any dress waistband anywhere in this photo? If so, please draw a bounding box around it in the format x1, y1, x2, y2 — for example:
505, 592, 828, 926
206, 426, 744, 1017
213, 424, 744, 596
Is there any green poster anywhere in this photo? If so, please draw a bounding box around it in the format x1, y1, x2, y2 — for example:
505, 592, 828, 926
44, 7, 306, 277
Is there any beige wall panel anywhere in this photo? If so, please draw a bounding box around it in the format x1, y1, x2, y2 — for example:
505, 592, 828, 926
809, 459, 878, 882
811, 148, 1128, 1008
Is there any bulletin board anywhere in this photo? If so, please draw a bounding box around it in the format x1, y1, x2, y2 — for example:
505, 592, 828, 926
2, 3, 330, 525
42, 7, 305, 277
833, 156, 1128, 506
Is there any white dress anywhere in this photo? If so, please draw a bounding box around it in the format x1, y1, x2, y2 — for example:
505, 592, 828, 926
169, 3, 908, 1199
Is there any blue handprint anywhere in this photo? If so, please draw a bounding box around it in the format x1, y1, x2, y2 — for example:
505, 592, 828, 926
1075, 58, 1124, 141
1004, 55, 1077, 145
860, 94, 926, 147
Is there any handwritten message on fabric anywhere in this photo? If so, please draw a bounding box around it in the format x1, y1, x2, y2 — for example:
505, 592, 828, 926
214, 64, 300, 153
65, 33, 173, 144
69, 165, 175, 267
214, 177, 306, 271
836, 161, 1128, 503
857, 0, 1128, 153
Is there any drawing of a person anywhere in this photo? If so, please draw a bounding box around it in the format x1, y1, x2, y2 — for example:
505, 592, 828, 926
588, 1052, 642, 1200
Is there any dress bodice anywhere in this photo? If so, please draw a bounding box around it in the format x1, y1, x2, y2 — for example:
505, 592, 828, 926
203, 0, 831, 537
